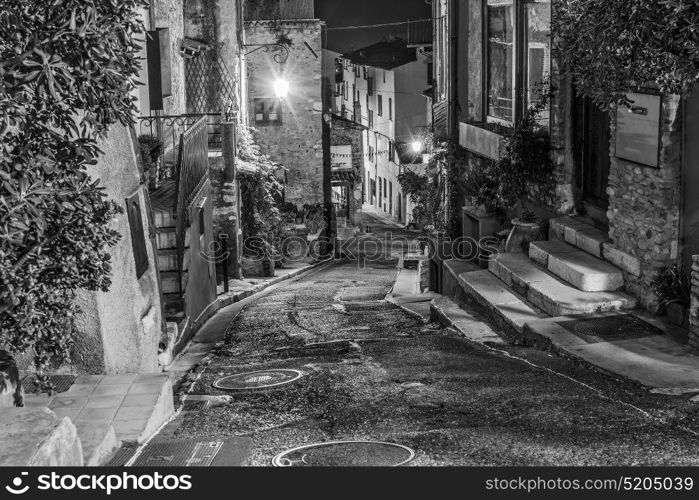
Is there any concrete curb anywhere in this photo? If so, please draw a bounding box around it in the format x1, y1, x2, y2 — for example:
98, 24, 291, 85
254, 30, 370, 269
430, 295, 507, 346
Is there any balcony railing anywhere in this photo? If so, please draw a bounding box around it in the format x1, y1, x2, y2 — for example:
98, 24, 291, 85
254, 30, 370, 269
137, 113, 222, 180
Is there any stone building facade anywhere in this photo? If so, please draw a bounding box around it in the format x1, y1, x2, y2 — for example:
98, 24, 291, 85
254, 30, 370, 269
436, 0, 699, 347
245, 17, 326, 208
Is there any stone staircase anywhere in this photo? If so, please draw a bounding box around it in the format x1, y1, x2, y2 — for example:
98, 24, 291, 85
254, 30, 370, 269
151, 182, 188, 321
452, 216, 637, 336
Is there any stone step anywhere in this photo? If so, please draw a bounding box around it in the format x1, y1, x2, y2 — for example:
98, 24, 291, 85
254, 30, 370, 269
158, 248, 179, 272
529, 240, 624, 292
489, 253, 636, 316
153, 208, 175, 230
456, 269, 545, 335
156, 227, 176, 249
549, 216, 610, 258
161, 271, 187, 295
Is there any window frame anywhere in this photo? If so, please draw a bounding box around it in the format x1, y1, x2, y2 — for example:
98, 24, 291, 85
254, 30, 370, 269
253, 97, 283, 126
378, 95, 383, 117
483, 0, 551, 127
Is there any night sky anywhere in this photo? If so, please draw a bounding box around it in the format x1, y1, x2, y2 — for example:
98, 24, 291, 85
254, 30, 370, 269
314, 0, 432, 53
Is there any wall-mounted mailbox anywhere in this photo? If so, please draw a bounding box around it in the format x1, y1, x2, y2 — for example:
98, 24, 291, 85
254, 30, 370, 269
615, 92, 661, 168
146, 28, 172, 111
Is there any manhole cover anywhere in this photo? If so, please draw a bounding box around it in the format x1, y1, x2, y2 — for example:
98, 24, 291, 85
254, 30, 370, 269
272, 441, 415, 467
22, 374, 77, 394
213, 369, 303, 391
557, 314, 664, 343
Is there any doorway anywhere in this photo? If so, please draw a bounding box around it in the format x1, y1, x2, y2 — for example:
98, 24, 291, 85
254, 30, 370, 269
681, 87, 699, 275
573, 92, 611, 225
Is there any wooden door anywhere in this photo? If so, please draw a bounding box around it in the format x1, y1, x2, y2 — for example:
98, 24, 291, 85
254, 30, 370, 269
573, 93, 611, 222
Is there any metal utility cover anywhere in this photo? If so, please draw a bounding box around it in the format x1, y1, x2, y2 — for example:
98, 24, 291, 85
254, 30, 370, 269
22, 374, 77, 394
272, 440, 415, 467
213, 369, 303, 391
133, 441, 223, 467
556, 314, 664, 343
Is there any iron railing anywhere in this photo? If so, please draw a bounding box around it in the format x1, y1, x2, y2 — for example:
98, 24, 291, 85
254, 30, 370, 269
173, 116, 210, 295
137, 113, 222, 180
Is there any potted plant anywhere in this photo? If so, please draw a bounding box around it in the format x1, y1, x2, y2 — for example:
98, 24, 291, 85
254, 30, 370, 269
650, 265, 691, 327
473, 82, 555, 254
138, 135, 163, 190
505, 208, 543, 253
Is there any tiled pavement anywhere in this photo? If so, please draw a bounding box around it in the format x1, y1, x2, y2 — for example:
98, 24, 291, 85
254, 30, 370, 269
25, 373, 173, 465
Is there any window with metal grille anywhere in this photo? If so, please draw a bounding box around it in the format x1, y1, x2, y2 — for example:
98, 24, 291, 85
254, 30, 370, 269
254, 98, 282, 125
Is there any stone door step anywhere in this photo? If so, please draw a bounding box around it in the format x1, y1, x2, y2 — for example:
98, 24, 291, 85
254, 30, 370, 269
488, 253, 636, 317
549, 216, 610, 258
529, 240, 624, 292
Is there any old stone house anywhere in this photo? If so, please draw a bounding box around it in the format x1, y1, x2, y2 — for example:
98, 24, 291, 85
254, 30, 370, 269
244, 0, 327, 211
433, 0, 699, 348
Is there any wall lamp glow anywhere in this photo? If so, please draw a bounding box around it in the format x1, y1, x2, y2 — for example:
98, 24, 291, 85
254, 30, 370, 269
411, 140, 422, 153
273, 79, 290, 99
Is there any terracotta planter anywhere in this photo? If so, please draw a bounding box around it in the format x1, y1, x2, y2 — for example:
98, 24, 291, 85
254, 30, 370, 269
505, 218, 542, 253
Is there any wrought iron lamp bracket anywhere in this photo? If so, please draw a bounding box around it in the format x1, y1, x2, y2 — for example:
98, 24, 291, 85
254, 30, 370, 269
243, 43, 290, 64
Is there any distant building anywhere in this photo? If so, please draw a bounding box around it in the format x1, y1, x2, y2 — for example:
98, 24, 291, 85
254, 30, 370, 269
244, 0, 327, 209
324, 39, 432, 226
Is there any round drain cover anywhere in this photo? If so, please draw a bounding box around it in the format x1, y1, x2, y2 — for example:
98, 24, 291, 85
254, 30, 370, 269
272, 440, 415, 467
213, 369, 303, 391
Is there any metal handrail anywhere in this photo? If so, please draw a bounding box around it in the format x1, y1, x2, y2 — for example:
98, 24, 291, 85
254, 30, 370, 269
137, 113, 222, 181
173, 116, 210, 295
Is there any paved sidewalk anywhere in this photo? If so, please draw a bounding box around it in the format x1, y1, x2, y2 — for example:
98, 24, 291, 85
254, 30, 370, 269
24, 373, 173, 465
523, 312, 699, 395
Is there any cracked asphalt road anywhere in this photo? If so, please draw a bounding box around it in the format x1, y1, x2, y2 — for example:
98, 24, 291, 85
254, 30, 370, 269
148, 248, 699, 466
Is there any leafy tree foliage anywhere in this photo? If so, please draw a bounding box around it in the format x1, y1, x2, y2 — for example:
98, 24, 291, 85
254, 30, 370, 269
553, 0, 699, 107
474, 90, 556, 213
0, 0, 147, 386
237, 126, 286, 258
397, 167, 446, 231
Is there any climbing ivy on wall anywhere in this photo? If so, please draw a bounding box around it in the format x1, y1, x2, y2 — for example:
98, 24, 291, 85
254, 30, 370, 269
553, 0, 699, 107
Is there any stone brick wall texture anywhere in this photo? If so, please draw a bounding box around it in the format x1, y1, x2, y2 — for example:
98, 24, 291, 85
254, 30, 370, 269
245, 20, 324, 208
606, 94, 682, 310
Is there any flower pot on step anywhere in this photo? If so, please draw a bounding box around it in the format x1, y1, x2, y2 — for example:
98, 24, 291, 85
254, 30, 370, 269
505, 218, 542, 253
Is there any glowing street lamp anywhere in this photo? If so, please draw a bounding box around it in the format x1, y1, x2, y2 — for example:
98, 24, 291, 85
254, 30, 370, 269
411, 140, 422, 153
273, 78, 290, 99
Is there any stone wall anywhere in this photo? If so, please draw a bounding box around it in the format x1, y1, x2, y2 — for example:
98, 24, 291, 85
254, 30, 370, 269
75, 125, 162, 374
606, 94, 682, 310
245, 19, 325, 207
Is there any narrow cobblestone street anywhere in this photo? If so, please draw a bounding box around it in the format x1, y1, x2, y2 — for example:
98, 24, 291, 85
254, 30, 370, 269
139, 224, 699, 466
